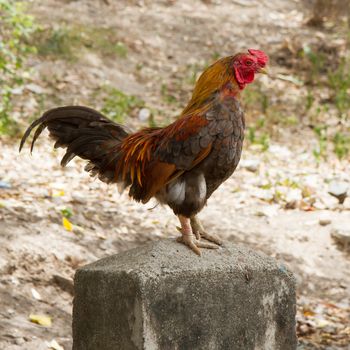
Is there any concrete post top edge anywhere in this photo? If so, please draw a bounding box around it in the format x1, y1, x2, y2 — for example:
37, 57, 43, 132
75, 239, 295, 285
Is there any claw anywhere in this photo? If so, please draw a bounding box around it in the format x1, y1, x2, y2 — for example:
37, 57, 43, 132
177, 215, 220, 256
193, 228, 201, 240
190, 217, 223, 246
201, 231, 223, 245
177, 235, 218, 256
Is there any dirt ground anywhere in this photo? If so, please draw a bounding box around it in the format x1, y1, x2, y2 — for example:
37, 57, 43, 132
0, 0, 349, 349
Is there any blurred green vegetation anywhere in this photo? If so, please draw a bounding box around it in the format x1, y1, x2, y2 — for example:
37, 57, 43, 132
35, 26, 77, 58
302, 44, 350, 160
242, 86, 271, 152
328, 58, 350, 119
60, 207, 73, 219
34, 25, 128, 60
161, 83, 179, 105
333, 131, 350, 159
99, 86, 144, 124
242, 39, 350, 159
0, 0, 349, 163
0, 0, 36, 135
0, 2, 136, 135
247, 116, 270, 152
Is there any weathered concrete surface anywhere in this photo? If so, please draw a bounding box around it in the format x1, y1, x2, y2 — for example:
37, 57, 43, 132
73, 239, 297, 350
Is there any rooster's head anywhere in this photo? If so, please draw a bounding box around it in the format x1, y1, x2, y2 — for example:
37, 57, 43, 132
232, 49, 269, 89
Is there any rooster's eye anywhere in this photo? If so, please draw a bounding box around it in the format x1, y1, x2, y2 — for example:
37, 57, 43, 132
246, 60, 253, 66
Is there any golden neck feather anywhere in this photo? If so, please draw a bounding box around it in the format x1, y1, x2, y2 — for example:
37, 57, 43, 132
181, 56, 238, 116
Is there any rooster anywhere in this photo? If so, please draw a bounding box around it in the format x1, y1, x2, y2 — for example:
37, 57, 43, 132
20, 49, 268, 256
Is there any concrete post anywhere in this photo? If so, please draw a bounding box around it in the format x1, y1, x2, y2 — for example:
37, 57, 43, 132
73, 239, 297, 350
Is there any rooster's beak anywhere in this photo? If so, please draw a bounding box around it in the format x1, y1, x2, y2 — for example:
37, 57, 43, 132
258, 67, 268, 75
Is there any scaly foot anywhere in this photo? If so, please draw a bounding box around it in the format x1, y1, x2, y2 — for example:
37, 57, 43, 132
190, 216, 223, 245
177, 215, 219, 256
176, 235, 219, 256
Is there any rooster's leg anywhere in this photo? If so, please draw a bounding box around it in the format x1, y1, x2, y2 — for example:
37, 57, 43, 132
190, 216, 222, 245
176, 215, 219, 256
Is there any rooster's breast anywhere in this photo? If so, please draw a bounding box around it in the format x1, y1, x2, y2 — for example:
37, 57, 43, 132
199, 97, 245, 198
157, 97, 245, 217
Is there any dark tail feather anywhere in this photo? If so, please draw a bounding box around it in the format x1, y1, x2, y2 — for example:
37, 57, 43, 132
19, 106, 129, 184
19, 106, 117, 152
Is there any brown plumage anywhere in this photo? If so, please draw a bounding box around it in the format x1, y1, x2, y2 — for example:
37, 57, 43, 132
20, 49, 268, 255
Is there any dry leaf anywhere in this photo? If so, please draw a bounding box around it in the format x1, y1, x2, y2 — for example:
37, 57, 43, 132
52, 190, 65, 197
62, 217, 73, 231
316, 319, 330, 328
29, 314, 52, 327
96, 232, 106, 240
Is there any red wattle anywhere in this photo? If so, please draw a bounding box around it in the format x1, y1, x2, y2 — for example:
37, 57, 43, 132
234, 67, 245, 89
234, 66, 255, 89
243, 70, 255, 84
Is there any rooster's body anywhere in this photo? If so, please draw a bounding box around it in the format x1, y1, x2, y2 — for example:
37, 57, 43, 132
20, 49, 268, 255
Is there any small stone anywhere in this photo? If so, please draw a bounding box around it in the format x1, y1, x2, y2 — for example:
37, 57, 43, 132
303, 175, 319, 188
319, 219, 331, 226
298, 323, 311, 336
269, 144, 292, 158
7, 308, 15, 315
284, 200, 297, 210
0, 181, 11, 189
328, 180, 348, 204
285, 188, 302, 209
71, 192, 87, 204
252, 188, 274, 201
14, 338, 25, 345
45, 339, 64, 350
313, 200, 326, 210
31, 288, 42, 301
73, 226, 85, 236
331, 228, 350, 248
240, 159, 259, 172
25, 83, 45, 94
138, 108, 151, 122
11, 87, 24, 95
255, 205, 278, 217
53, 274, 74, 295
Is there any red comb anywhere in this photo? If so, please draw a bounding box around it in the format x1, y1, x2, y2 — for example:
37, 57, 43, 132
248, 49, 269, 67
